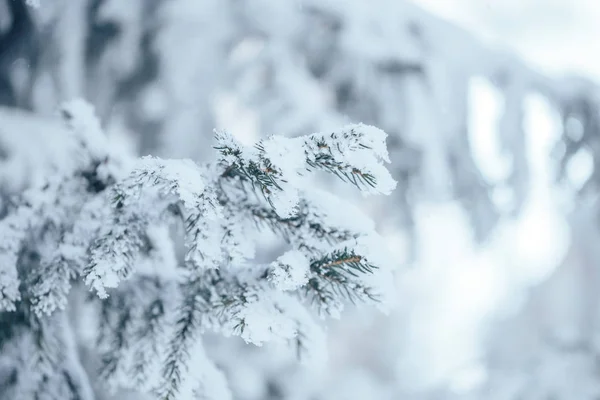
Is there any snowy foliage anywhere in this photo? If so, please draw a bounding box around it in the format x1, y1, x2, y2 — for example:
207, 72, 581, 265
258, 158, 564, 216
4, 1, 600, 399
268, 250, 309, 291
0, 100, 396, 399
1, 0, 543, 251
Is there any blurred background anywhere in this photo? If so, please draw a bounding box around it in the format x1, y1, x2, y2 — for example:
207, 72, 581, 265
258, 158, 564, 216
1, 0, 600, 399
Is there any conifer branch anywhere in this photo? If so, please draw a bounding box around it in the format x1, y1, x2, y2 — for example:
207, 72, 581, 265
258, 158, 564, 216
0, 101, 396, 398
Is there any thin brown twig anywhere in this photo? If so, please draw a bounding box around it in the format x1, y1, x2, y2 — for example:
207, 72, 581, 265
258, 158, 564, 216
320, 256, 362, 269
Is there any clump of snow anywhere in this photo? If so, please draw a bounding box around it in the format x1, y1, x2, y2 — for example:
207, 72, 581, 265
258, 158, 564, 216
353, 123, 392, 163
132, 156, 208, 210
262, 135, 305, 184
268, 250, 310, 291
222, 219, 256, 266
305, 124, 397, 196
237, 297, 297, 346
269, 186, 300, 218
303, 188, 376, 236
60, 99, 109, 163
262, 135, 306, 217
215, 130, 246, 165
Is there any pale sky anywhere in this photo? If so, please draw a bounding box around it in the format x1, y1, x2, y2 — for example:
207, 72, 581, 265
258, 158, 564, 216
415, 0, 600, 80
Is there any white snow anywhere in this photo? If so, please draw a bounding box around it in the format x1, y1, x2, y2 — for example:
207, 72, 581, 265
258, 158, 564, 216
268, 250, 310, 291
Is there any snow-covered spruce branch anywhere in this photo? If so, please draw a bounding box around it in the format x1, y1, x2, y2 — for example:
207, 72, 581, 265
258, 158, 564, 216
215, 124, 395, 216
0, 100, 396, 399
